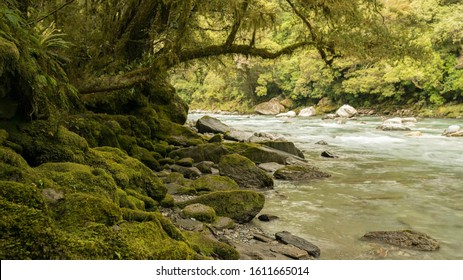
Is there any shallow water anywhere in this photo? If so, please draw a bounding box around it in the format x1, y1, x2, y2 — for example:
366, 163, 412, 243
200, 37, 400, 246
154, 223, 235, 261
188, 113, 463, 259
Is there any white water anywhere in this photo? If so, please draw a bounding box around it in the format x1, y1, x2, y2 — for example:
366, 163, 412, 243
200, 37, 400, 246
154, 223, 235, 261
188, 114, 463, 259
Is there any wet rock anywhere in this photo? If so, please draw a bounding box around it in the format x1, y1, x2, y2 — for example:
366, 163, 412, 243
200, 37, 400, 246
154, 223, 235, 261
275, 231, 321, 258
406, 131, 422, 137
376, 124, 412, 131
248, 132, 287, 143
276, 111, 297, 118
258, 214, 279, 222
274, 164, 330, 181
315, 140, 328, 145
253, 233, 276, 243
361, 229, 440, 251
258, 162, 285, 173
336, 104, 357, 118
224, 130, 254, 142
321, 151, 338, 158
298, 106, 316, 117
170, 164, 202, 179
196, 115, 231, 134
270, 244, 311, 260
442, 125, 463, 137
219, 154, 274, 189
175, 218, 203, 231
181, 203, 217, 223
260, 141, 304, 159
254, 98, 285, 115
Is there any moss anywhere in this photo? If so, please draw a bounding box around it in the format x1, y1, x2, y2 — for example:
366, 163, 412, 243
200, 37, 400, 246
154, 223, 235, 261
87, 147, 167, 201
0, 147, 35, 182
178, 190, 265, 223
154, 119, 204, 147
52, 193, 122, 228
117, 189, 145, 210
4, 121, 88, 166
0, 129, 8, 145
183, 231, 239, 260
191, 174, 239, 193
129, 145, 161, 171
160, 193, 174, 207
0, 181, 46, 209
169, 143, 231, 163
435, 104, 463, 118
182, 203, 217, 223
0, 198, 62, 259
126, 189, 158, 211
35, 162, 118, 201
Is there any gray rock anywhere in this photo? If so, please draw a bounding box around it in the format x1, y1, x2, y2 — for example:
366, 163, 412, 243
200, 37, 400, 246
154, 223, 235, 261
276, 111, 297, 118
260, 141, 304, 158
322, 113, 337, 120
212, 216, 235, 230
274, 164, 330, 181
298, 106, 316, 117
443, 125, 463, 137
258, 162, 285, 172
270, 244, 311, 260
336, 104, 357, 118
254, 98, 285, 115
196, 115, 231, 134
194, 161, 215, 174
377, 124, 411, 131
315, 140, 328, 145
258, 214, 279, 222
275, 231, 321, 258
170, 165, 202, 179
361, 230, 440, 251
224, 130, 254, 142
175, 218, 203, 231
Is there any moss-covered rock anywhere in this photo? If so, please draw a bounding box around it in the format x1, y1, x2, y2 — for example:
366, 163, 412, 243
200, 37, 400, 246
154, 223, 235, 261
182, 203, 217, 223
0, 181, 46, 210
0, 129, 8, 144
169, 143, 230, 163
87, 147, 167, 201
183, 231, 239, 260
178, 190, 265, 223
0, 147, 35, 182
3, 121, 88, 166
154, 119, 203, 147
35, 162, 118, 200
117, 189, 145, 210
219, 154, 274, 189
52, 193, 122, 228
191, 174, 239, 193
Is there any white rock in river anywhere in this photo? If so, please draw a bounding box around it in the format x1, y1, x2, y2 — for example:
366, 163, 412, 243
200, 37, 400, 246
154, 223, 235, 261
276, 111, 297, 118
335, 104, 357, 118
298, 107, 316, 117
442, 125, 463, 137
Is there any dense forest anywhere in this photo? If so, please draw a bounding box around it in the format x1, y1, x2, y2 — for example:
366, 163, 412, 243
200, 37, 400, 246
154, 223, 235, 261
171, 0, 463, 116
0, 0, 462, 260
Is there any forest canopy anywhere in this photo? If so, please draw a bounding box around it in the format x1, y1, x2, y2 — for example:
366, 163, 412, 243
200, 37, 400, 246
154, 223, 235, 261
0, 0, 462, 118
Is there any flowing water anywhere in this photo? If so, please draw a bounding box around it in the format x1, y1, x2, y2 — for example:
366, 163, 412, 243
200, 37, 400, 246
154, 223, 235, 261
188, 113, 463, 259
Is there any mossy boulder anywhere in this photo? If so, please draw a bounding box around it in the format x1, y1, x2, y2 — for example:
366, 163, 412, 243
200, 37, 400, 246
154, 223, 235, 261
0, 147, 35, 182
3, 121, 88, 166
169, 143, 230, 163
0, 129, 8, 144
117, 189, 145, 210
191, 174, 239, 193
154, 119, 203, 147
0, 181, 46, 210
184, 231, 239, 260
182, 203, 217, 223
178, 190, 265, 223
273, 164, 331, 181
52, 193, 122, 228
86, 147, 167, 201
35, 162, 118, 200
219, 154, 273, 189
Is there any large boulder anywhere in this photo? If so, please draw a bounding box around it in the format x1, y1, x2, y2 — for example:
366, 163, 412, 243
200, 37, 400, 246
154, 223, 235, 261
376, 117, 416, 131
298, 107, 316, 117
177, 190, 265, 223
361, 230, 440, 251
273, 164, 330, 181
336, 104, 357, 118
259, 141, 304, 158
191, 174, 239, 192
195, 116, 231, 134
442, 125, 463, 137
254, 98, 285, 115
219, 154, 274, 189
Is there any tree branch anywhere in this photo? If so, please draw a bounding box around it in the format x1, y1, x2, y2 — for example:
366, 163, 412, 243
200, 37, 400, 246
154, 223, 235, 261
77, 41, 309, 94
28, 0, 76, 25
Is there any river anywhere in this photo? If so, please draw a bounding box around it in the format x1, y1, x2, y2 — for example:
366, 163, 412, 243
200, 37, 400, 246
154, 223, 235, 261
188, 113, 463, 259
